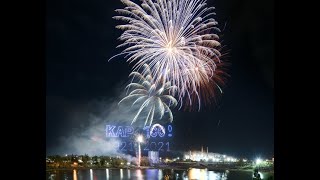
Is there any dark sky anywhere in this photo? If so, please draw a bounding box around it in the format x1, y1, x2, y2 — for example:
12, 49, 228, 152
46, 0, 274, 158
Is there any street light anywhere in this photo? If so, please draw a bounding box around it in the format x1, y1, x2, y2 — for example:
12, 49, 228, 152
255, 158, 262, 165
136, 135, 143, 167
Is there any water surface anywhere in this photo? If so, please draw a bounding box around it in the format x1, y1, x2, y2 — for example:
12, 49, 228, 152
46, 168, 273, 180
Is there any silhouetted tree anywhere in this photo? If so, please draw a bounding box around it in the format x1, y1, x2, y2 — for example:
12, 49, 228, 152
140, 157, 150, 166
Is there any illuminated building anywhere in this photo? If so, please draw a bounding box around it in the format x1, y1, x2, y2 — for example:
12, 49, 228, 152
184, 147, 238, 163
148, 151, 159, 165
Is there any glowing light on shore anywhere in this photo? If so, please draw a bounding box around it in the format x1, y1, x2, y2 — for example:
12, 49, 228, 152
256, 158, 262, 164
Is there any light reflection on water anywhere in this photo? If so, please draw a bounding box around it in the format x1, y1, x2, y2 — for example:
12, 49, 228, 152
188, 168, 228, 180
158, 169, 163, 179
120, 169, 123, 179
47, 168, 272, 180
73, 169, 77, 180
127, 169, 131, 179
136, 169, 143, 180
106, 169, 109, 180
89, 169, 93, 180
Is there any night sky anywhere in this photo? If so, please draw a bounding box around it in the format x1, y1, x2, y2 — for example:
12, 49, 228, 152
46, 0, 274, 158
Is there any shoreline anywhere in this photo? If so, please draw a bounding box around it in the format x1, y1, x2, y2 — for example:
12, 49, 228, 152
46, 166, 273, 174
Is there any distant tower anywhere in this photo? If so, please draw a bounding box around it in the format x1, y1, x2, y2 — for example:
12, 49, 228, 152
201, 146, 204, 159
207, 147, 209, 157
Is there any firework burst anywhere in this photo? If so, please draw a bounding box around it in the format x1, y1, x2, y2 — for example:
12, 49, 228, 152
111, 0, 224, 110
119, 64, 178, 126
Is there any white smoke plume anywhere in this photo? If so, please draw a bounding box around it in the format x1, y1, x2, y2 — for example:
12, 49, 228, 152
47, 87, 141, 161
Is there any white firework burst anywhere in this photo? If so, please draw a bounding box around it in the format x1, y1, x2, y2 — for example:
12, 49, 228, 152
111, 0, 222, 110
119, 64, 178, 127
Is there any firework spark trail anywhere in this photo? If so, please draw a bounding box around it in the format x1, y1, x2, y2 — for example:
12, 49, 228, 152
111, 0, 224, 110
119, 64, 178, 127
181, 56, 228, 111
